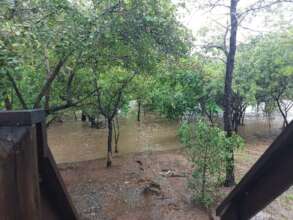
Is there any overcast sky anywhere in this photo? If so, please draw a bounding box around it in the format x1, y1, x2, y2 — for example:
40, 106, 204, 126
174, 0, 293, 43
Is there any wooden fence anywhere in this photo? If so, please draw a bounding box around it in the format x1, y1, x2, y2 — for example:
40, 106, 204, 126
0, 110, 79, 220
217, 121, 293, 219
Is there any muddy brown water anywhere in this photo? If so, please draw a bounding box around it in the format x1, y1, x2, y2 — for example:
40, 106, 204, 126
48, 113, 181, 163
48, 112, 290, 164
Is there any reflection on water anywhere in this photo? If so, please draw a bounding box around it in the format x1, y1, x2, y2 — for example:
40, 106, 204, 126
48, 111, 291, 164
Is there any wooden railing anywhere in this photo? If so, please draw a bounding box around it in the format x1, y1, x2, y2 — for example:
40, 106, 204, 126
0, 110, 79, 220
217, 121, 293, 219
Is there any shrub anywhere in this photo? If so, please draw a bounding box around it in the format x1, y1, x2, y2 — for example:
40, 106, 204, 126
178, 120, 244, 208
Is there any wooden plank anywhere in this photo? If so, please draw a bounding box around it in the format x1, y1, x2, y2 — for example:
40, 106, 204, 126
221, 203, 241, 220
41, 190, 60, 220
39, 148, 79, 220
239, 146, 293, 219
0, 110, 79, 220
15, 126, 42, 220
0, 126, 42, 220
35, 121, 79, 219
0, 129, 20, 220
0, 110, 45, 126
217, 121, 293, 219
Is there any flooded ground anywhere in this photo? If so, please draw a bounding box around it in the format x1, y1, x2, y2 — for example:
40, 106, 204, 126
48, 110, 290, 164
48, 113, 181, 163
50, 109, 293, 220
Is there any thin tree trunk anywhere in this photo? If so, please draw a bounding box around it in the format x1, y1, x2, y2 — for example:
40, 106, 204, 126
34, 55, 70, 108
73, 112, 78, 121
113, 116, 120, 153
275, 98, 289, 128
81, 112, 87, 121
201, 144, 208, 200
4, 96, 12, 110
107, 118, 113, 167
240, 105, 246, 126
137, 100, 141, 122
44, 88, 50, 110
223, 0, 239, 187
6, 72, 28, 109
44, 47, 51, 111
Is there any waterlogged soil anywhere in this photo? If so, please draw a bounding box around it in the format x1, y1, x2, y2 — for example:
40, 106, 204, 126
59, 139, 293, 220
59, 150, 210, 220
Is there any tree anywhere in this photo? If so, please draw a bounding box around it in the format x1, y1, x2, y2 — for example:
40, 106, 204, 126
0, 0, 122, 112
82, 0, 192, 167
143, 55, 225, 125
252, 32, 293, 127
93, 67, 134, 167
193, 0, 293, 186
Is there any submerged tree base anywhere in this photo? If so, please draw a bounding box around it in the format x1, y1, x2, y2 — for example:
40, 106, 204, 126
107, 160, 112, 168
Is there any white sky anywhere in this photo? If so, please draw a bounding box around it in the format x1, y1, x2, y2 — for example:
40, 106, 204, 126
174, 0, 293, 43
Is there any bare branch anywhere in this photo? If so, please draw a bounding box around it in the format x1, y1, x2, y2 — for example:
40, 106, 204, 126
238, 0, 293, 18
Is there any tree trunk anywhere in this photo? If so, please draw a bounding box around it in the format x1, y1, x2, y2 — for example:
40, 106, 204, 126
73, 112, 78, 121
6, 72, 27, 109
223, 0, 239, 187
88, 116, 97, 128
107, 118, 113, 167
81, 112, 87, 121
201, 144, 208, 201
4, 96, 12, 110
33, 55, 70, 108
240, 105, 246, 126
137, 100, 141, 122
275, 98, 289, 128
113, 117, 120, 153
44, 89, 50, 111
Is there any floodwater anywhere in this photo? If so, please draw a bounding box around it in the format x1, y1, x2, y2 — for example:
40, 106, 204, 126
48, 113, 181, 163
48, 110, 293, 164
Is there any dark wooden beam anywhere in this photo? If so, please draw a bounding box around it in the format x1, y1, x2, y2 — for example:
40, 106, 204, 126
40, 149, 79, 220
0, 127, 42, 220
0, 110, 79, 220
217, 121, 293, 219
0, 110, 45, 126
34, 121, 79, 219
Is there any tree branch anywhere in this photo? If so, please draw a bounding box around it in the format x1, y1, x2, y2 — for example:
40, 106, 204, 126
46, 90, 96, 114
33, 52, 72, 108
6, 72, 28, 109
238, 0, 293, 18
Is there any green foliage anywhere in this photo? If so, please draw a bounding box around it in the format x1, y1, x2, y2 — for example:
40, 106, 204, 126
253, 32, 293, 103
234, 30, 293, 124
0, 0, 191, 112
178, 120, 244, 207
146, 56, 223, 120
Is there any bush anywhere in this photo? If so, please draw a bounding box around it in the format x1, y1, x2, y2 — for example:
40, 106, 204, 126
178, 120, 244, 208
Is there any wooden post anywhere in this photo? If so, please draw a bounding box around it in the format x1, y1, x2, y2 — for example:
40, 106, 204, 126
217, 121, 293, 219
0, 110, 79, 220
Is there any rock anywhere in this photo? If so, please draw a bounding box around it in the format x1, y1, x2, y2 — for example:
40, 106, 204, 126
136, 160, 143, 166
142, 180, 161, 196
